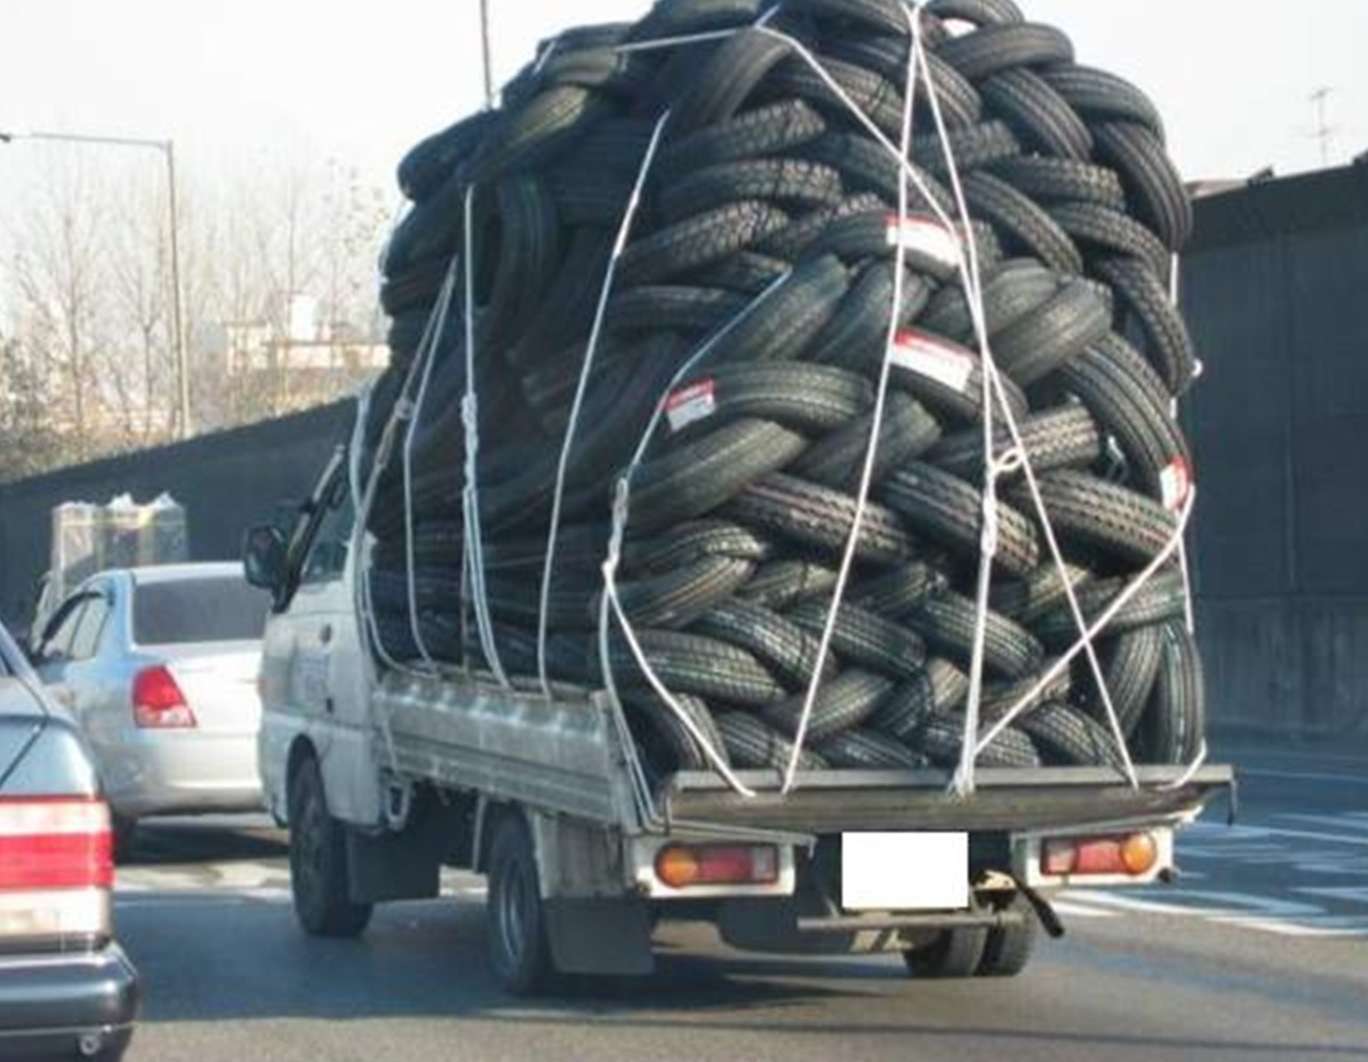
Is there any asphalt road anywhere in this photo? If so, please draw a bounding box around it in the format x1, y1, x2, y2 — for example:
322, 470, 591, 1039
114, 744, 1368, 1062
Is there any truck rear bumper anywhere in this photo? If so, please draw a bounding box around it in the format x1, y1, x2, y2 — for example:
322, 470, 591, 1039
662, 765, 1235, 836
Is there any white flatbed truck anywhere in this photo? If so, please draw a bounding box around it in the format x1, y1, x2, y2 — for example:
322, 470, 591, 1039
244, 439, 1232, 994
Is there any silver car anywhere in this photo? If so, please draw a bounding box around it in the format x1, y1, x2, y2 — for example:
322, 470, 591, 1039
29, 562, 270, 854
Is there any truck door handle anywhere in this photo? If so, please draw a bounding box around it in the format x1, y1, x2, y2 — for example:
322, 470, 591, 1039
319, 624, 333, 646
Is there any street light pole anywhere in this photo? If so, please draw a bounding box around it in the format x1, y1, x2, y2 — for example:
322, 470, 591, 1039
0, 129, 193, 439
164, 140, 191, 440
479, 0, 495, 110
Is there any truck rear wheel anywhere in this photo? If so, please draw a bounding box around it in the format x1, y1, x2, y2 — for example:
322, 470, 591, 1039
487, 815, 554, 996
901, 924, 989, 979
976, 894, 1038, 977
288, 757, 373, 938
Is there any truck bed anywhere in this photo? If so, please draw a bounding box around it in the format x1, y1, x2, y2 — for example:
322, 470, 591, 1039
665, 765, 1234, 834
376, 671, 1233, 839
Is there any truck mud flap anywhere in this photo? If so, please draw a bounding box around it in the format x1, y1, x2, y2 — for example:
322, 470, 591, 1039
544, 898, 654, 977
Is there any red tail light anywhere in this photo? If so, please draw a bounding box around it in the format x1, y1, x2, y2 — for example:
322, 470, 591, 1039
0, 797, 113, 943
1042, 832, 1160, 878
133, 665, 196, 729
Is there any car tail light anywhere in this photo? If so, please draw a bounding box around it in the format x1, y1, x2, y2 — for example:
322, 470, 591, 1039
0, 797, 113, 944
655, 844, 780, 889
133, 665, 196, 729
1041, 831, 1160, 878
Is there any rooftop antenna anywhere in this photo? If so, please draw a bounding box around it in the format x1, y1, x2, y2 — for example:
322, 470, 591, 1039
1308, 86, 1338, 168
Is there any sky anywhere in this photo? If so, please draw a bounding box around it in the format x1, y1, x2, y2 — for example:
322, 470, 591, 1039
1, 0, 1364, 201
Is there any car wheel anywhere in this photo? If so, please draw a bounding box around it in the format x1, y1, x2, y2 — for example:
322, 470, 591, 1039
287, 757, 372, 938
486, 814, 554, 995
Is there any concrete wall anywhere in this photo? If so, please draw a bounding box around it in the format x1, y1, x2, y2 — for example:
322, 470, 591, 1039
1182, 164, 1368, 740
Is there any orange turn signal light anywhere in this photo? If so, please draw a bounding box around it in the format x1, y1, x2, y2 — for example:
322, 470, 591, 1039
655, 844, 779, 889
1120, 831, 1159, 876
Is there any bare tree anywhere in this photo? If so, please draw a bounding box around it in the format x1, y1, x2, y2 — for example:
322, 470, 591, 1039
108, 171, 175, 445
6, 154, 108, 462
1, 144, 391, 479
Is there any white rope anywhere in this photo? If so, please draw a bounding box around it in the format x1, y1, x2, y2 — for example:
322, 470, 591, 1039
583, 3, 796, 801
347, 377, 401, 774
399, 260, 461, 668
353, 256, 456, 682
604, 8, 1137, 797
972, 489, 1197, 757
612, 6, 781, 56
598, 270, 797, 801
853, 6, 1138, 795
536, 109, 673, 698
1168, 251, 1198, 636
892, 5, 1002, 800
460, 185, 512, 688
777, 5, 928, 795
348, 269, 467, 771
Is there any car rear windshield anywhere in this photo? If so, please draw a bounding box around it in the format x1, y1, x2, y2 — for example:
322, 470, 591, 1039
133, 576, 270, 645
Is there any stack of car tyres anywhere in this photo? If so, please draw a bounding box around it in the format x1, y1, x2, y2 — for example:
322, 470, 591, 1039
364, 0, 1204, 785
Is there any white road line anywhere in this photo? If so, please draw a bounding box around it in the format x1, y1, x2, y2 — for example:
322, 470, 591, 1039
115, 886, 292, 905
212, 862, 286, 889
1276, 813, 1368, 834
1225, 917, 1368, 939
116, 868, 206, 890
1051, 892, 1368, 938
1060, 888, 1324, 921
1295, 885, 1368, 905
1050, 900, 1118, 919
1192, 823, 1368, 850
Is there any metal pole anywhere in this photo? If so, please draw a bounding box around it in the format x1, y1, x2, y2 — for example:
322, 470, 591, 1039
164, 141, 192, 439
479, 0, 495, 109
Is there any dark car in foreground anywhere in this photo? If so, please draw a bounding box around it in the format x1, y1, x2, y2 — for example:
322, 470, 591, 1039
0, 619, 138, 1060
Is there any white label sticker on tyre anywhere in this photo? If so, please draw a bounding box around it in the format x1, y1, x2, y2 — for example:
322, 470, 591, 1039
885, 213, 962, 268
665, 379, 717, 433
1161, 457, 1192, 512
890, 330, 975, 394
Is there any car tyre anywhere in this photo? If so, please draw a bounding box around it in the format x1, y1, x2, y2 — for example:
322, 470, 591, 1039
902, 923, 989, 979
976, 894, 1038, 977
288, 757, 372, 938
486, 814, 555, 996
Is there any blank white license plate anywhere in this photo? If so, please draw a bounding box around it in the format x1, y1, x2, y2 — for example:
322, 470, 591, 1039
841, 832, 970, 912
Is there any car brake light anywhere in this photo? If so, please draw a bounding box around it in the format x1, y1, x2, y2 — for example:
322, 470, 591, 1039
655, 844, 780, 889
133, 665, 196, 729
0, 797, 113, 943
1041, 832, 1160, 878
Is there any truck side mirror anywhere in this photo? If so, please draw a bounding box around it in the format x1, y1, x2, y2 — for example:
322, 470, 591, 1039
243, 525, 289, 595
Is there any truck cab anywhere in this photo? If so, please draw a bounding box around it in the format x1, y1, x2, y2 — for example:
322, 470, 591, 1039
254, 446, 381, 830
